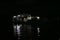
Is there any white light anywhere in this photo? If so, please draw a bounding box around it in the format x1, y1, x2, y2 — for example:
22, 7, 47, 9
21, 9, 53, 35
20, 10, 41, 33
27, 16, 32, 20
36, 16, 40, 19
37, 27, 40, 33
13, 25, 17, 35
17, 24, 22, 34
17, 24, 22, 31
37, 27, 40, 36
17, 15, 20, 17
14, 25, 16, 29
24, 18, 27, 22
13, 16, 16, 18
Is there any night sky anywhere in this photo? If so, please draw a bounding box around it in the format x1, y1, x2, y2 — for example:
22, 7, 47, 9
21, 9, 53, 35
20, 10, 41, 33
0, 1, 60, 40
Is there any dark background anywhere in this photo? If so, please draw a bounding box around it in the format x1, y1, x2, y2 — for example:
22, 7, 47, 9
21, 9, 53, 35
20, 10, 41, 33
0, 1, 60, 40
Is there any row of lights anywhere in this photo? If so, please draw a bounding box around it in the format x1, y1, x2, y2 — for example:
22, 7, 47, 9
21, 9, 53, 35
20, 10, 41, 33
13, 15, 40, 22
